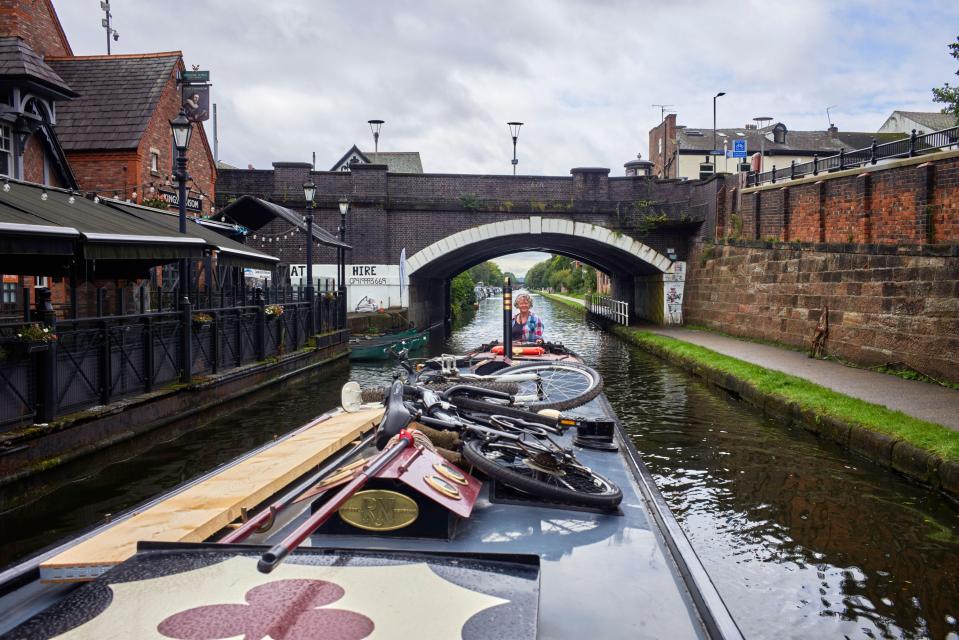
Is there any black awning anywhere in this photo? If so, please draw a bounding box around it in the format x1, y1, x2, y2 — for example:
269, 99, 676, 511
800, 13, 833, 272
0, 181, 205, 263
101, 201, 281, 270
218, 195, 350, 249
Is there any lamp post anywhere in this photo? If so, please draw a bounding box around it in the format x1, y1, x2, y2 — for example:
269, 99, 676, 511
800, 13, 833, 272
170, 109, 193, 299
368, 119, 384, 164
303, 179, 316, 332
170, 109, 193, 384
712, 92, 725, 166
507, 122, 523, 175
338, 196, 350, 327
753, 116, 773, 174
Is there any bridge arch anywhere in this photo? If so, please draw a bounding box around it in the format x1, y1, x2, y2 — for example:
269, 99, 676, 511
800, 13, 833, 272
407, 217, 674, 276
405, 217, 684, 328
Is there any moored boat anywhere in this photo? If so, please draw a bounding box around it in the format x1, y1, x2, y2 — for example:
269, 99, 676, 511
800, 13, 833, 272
349, 327, 429, 360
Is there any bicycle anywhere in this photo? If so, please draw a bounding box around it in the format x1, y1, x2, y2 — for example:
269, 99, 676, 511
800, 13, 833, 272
365, 379, 622, 510
393, 350, 604, 411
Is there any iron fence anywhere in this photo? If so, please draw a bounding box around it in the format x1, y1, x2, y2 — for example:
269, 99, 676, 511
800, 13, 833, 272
586, 295, 630, 325
748, 126, 959, 187
0, 288, 348, 432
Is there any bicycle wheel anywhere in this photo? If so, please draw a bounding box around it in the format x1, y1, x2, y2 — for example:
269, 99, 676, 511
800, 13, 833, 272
495, 361, 602, 410
462, 438, 622, 509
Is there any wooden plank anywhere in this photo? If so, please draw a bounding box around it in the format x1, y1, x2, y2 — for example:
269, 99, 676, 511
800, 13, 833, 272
41, 407, 382, 576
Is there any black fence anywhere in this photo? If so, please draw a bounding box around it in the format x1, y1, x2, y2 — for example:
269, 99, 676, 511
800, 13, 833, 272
748, 126, 959, 187
0, 288, 347, 431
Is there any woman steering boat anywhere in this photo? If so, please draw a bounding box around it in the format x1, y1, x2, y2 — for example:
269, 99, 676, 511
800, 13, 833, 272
511, 293, 544, 343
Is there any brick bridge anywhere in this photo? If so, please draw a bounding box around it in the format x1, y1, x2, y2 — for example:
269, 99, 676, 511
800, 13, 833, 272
218, 163, 721, 327
218, 151, 958, 382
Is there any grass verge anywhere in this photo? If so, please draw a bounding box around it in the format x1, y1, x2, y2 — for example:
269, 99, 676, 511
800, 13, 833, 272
619, 327, 959, 462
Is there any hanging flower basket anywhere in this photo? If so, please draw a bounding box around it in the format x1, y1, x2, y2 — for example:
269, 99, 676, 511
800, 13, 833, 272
192, 312, 214, 327
14, 323, 57, 352
265, 304, 284, 318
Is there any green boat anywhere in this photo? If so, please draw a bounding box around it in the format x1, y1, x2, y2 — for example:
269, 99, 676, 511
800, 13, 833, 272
349, 327, 429, 360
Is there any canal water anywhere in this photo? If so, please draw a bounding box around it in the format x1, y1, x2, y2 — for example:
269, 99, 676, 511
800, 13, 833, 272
2, 294, 958, 639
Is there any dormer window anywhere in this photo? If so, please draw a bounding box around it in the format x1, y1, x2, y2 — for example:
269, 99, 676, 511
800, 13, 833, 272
772, 123, 787, 144
0, 125, 11, 177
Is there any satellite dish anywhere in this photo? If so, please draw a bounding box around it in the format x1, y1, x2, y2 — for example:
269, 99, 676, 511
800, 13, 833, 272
341, 381, 363, 413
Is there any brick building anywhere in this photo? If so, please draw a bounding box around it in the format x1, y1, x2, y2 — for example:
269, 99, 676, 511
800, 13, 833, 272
47, 52, 216, 216
649, 113, 906, 180
0, 0, 218, 315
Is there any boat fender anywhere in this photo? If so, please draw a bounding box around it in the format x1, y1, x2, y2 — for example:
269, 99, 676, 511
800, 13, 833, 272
491, 345, 545, 356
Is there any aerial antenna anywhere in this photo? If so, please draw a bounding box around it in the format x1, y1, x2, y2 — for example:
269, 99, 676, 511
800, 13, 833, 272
652, 104, 674, 123
100, 1, 119, 55
826, 105, 837, 128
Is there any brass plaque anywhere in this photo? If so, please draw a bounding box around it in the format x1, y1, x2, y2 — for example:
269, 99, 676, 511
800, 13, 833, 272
425, 474, 462, 500
338, 490, 419, 531
433, 462, 469, 485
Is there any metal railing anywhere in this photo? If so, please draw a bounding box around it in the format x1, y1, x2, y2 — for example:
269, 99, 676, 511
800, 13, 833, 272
747, 126, 959, 187
0, 287, 349, 430
586, 295, 630, 325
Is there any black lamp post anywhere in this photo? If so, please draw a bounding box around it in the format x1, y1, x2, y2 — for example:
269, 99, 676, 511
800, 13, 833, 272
303, 179, 316, 331
170, 109, 193, 383
507, 122, 523, 175
712, 92, 725, 166
368, 119, 384, 164
170, 109, 193, 298
338, 196, 350, 327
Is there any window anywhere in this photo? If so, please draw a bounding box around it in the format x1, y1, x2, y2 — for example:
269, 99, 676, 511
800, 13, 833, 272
0, 125, 11, 177
150, 150, 160, 174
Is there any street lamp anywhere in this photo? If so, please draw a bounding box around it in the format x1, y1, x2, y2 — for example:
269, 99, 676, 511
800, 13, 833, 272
507, 122, 523, 175
753, 116, 773, 173
170, 109, 193, 294
170, 109, 193, 384
368, 119, 384, 164
338, 196, 350, 326
303, 179, 316, 331
712, 92, 725, 166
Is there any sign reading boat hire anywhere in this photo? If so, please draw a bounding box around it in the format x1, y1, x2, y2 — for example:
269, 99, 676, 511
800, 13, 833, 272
349, 265, 389, 286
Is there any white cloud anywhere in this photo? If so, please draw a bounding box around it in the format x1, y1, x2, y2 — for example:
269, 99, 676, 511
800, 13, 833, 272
54, 0, 959, 175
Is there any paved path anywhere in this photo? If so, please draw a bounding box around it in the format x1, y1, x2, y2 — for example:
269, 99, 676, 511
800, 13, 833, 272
547, 293, 585, 306
540, 293, 959, 431
646, 328, 959, 431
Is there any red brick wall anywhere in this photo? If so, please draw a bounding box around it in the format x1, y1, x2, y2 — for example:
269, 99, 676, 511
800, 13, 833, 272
684, 241, 959, 383
65, 150, 138, 198
0, 0, 71, 57
727, 154, 959, 245
137, 67, 216, 216
649, 114, 676, 178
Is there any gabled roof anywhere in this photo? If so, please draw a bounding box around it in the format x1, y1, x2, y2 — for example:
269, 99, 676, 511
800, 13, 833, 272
46, 52, 181, 151
330, 145, 423, 173
0, 37, 76, 98
893, 111, 958, 131
330, 145, 369, 171
218, 195, 350, 249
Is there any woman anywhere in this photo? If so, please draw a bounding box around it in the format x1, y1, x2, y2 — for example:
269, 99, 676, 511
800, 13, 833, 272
511, 293, 544, 343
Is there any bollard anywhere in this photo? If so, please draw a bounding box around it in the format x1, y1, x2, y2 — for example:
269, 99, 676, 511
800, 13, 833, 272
502, 277, 512, 360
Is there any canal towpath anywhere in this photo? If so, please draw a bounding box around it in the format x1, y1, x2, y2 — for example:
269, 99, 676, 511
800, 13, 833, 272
545, 293, 959, 431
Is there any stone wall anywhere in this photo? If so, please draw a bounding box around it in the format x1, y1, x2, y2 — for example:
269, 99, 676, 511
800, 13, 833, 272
683, 240, 959, 383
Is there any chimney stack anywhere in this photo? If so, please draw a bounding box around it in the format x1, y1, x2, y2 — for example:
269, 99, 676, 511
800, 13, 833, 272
744, 123, 757, 130
827, 124, 838, 138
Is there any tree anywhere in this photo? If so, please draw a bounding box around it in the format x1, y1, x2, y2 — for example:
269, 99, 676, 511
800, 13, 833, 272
932, 36, 959, 118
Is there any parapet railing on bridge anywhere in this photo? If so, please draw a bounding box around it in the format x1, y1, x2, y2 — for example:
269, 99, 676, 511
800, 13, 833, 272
586, 295, 630, 326
747, 125, 959, 187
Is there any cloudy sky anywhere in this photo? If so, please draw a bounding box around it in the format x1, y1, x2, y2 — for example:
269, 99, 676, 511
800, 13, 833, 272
56, 1, 959, 274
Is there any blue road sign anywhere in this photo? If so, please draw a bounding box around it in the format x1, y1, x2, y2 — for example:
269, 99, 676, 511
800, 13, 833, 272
732, 139, 747, 158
